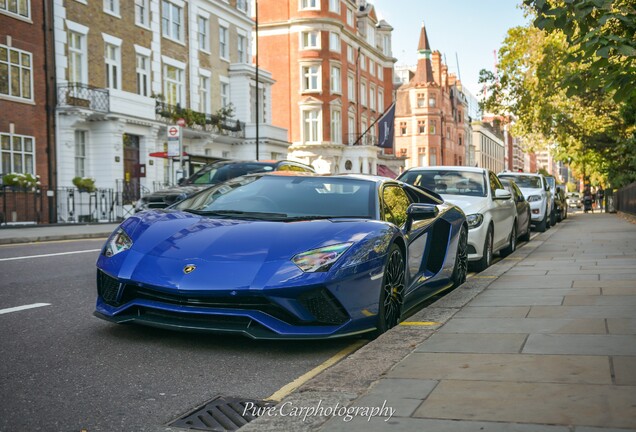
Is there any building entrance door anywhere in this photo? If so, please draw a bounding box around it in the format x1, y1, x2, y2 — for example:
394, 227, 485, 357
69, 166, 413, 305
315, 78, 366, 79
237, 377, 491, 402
122, 134, 140, 204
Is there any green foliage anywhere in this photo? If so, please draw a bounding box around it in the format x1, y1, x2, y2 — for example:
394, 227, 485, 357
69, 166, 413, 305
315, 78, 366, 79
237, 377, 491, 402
72, 176, 96, 192
480, 1, 636, 188
2, 172, 41, 189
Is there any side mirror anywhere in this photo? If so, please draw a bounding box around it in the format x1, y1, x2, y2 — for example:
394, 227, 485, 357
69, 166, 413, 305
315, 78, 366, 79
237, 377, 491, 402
405, 203, 438, 230
494, 189, 512, 200
556, 186, 562, 193
177, 177, 187, 186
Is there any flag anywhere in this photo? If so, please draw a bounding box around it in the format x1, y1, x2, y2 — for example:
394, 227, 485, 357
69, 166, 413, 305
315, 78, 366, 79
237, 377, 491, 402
377, 103, 396, 149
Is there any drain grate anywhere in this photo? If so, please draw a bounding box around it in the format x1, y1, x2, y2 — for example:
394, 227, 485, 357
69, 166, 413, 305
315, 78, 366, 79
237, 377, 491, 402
168, 396, 276, 431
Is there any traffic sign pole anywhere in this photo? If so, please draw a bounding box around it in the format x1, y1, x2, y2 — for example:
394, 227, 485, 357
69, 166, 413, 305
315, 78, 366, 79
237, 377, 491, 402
177, 118, 186, 182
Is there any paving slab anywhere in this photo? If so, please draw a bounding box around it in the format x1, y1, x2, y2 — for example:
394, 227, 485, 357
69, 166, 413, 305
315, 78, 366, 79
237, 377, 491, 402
528, 305, 636, 319
482, 287, 600, 295
574, 280, 636, 288
413, 333, 527, 354
388, 353, 612, 384
601, 273, 636, 281
468, 295, 565, 306
453, 306, 531, 318
612, 356, 636, 386
413, 380, 636, 429
352, 378, 439, 418
438, 318, 606, 334
602, 286, 636, 295
523, 334, 636, 355
563, 295, 636, 306
607, 319, 636, 334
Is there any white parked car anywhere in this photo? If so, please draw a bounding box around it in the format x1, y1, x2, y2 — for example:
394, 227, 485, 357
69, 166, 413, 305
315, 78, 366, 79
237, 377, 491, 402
399, 166, 517, 271
498, 172, 553, 232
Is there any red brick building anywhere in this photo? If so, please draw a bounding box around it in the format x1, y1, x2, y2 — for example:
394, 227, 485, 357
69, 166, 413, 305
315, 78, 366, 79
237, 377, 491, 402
256, 0, 400, 175
0, 0, 56, 223
394, 23, 469, 169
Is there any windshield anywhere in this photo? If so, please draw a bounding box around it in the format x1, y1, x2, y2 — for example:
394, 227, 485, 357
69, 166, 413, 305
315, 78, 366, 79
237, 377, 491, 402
400, 170, 486, 197
188, 162, 276, 185
499, 175, 542, 189
545, 177, 555, 188
174, 175, 375, 219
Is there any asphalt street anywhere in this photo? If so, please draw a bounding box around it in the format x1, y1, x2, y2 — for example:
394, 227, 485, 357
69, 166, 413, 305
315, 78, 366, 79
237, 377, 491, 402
0, 239, 353, 432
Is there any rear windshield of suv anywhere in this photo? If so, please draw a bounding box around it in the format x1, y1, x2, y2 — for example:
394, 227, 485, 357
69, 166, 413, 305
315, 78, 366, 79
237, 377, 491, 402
189, 163, 276, 185
400, 170, 486, 197
499, 175, 542, 189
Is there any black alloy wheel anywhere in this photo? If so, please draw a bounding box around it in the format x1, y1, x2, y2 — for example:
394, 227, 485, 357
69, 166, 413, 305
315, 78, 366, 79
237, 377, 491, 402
520, 213, 531, 242
473, 225, 493, 272
451, 225, 468, 288
536, 211, 547, 232
377, 244, 405, 334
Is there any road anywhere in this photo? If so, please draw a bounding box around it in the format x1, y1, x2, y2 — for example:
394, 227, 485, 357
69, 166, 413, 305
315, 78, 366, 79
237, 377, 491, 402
0, 239, 353, 432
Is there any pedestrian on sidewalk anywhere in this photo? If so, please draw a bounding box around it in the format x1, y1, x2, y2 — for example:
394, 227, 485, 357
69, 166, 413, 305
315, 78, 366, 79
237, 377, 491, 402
596, 186, 605, 212
583, 186, 594, 213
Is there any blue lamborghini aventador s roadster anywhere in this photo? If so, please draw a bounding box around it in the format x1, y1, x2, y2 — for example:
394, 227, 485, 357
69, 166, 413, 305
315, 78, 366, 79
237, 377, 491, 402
95, 172, 467, 339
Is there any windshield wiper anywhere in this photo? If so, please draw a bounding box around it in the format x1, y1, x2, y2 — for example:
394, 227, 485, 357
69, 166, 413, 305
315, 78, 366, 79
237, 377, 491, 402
281, 215, 371, 221
183, 209, 288, 219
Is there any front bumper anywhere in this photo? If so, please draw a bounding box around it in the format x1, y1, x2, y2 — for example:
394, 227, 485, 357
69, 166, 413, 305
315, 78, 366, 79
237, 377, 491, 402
529, 201, 546, 223
466, 221, 489, 262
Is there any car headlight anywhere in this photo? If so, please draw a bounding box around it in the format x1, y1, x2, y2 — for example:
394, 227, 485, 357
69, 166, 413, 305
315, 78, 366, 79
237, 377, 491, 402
292, 242, 353, 273
527, 195, 541, 202
103, 228, 133, 257
466, 213, 484, 229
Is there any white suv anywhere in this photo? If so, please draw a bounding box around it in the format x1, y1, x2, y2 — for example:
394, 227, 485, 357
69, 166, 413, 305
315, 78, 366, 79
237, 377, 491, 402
498, 172, 552, 232
399, 167, 517, 271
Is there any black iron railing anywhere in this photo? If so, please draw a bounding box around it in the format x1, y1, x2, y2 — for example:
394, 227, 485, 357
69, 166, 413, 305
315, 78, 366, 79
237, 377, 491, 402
155, 101, 245, 138
616, 182, 636, 216
57, 83, 110, 112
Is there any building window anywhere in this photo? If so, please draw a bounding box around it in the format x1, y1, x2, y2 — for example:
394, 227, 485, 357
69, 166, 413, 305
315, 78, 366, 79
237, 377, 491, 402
74, 130, 86, 177
219, 26, 229, 60
459, 136, 463, 146
250, 84, 265, 123
236, 0, 248, 13
368, 59, 374, 76
360, 81, 367, 106
199, 75, 210, 114
330, 109, 341, 144
164, 64, 184, 106
346, 7, 353, 26
348, 114, 355, 143
378, 89, 384, 112
377, 64, 383, 79
135, 0, 149, 27
329, 32, 340, 52
238, 34, 247, 63
429, 120, 436, 135
136, 54, 149, 96
104, 43, 120, 90
400, 122, 407, 135
1, 133, 35, 174
418, 120, 425, 134
430, 148, 437, 166
330, 65, 341, 94
359, 54, 365, 70
429, 95, 436, 107
446, 127, 451, 139
302, 109, 321, 143
67, 32, 86, 84
198, 16, 209, 51
301, 31, 320, 49
300, 0, 319, 10
0, 44, 32, 100
161, 1, 183, 42
302, 65, 320, 92
0, 0, 30, 18
347, 73, 354, 100
103, 0, 119, 16
329, 0, 340, 13
383, 34, 391, 56
417, 93, 425, 108
369, 84, 376, 111
220, 79, 230, 107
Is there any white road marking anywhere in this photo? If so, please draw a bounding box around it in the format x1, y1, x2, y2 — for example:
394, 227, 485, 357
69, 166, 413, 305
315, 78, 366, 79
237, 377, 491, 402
0, 249, 101, 262
0, 303, 51, 315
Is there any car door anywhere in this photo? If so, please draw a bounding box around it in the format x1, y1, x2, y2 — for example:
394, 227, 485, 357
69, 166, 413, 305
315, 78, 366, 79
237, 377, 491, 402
380, 184, 432, 306
511, 181, 530, 233
488, 172, 515, 250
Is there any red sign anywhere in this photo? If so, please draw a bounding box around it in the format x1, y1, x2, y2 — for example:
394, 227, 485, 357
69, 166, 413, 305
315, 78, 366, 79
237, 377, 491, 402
168, 126, 179, 137
177, 118, 186, 127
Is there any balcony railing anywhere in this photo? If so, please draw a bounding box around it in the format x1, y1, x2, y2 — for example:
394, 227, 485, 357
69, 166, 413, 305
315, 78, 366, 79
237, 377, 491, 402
155, 101, 245, 138
57, 83, 110, 112
348, 133, 378, 146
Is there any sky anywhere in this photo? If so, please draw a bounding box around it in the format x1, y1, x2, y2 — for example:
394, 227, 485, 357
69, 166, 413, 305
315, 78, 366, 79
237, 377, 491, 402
371, 0, 530, 96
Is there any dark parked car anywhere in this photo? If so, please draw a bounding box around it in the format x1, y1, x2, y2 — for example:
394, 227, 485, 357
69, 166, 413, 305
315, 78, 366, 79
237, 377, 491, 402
499, 178, 531, 242
135, 160, 314, 212
553, 185, 568, 221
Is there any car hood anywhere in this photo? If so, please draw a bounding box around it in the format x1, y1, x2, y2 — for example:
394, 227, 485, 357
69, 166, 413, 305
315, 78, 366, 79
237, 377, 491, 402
99, 210, 391, 292
439, 194, 488, 216
517, 187, 543, 199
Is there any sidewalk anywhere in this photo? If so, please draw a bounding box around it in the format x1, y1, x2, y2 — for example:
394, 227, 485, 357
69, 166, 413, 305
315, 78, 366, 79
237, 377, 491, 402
0, 222, 118, 245
242, 212, 636, 432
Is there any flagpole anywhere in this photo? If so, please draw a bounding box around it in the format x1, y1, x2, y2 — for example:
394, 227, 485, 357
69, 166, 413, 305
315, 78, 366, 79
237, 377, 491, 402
353, 102, 396, 146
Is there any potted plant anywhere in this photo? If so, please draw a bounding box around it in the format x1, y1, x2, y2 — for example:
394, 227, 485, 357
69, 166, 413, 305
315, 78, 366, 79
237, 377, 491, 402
72, 176, 96, 193
1, 172, 41, 190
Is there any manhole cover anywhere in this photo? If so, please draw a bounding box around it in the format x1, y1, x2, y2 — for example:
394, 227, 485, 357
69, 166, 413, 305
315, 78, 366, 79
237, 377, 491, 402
168, 396, 275, 431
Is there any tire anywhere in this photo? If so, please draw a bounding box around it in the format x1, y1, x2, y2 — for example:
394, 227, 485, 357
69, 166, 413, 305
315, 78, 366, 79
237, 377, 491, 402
451, 225, 468, 288
520, 215, 531, 242
536, 213, 547, 233
376, 244, 405, 334
473, 225, 493, 272
550, 208, 557, 226
500, 222, 517, 257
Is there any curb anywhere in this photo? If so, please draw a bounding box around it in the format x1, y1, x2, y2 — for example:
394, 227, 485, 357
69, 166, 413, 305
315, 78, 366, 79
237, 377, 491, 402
240, 221, 563, 431
0, 232, 112, 245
